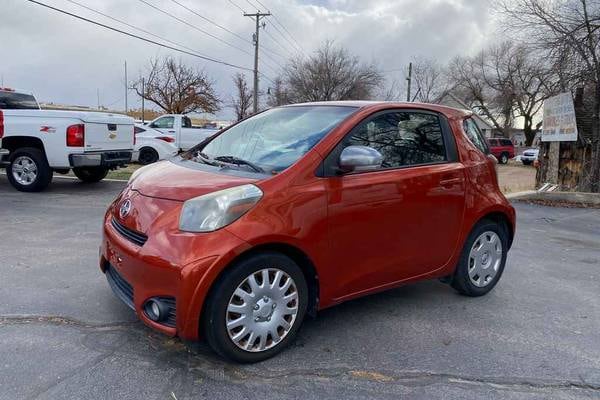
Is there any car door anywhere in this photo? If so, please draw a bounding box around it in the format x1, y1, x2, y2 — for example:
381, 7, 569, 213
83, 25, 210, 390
324, 109, 466, 299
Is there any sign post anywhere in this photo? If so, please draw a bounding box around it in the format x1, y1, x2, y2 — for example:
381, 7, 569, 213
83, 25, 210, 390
541, 93, 578, 184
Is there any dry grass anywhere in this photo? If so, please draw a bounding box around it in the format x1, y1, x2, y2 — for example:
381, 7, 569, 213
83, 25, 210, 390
497, 161, 537, 194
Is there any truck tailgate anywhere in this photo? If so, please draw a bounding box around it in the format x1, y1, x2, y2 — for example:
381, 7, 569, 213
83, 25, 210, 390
85, 121, 133, 152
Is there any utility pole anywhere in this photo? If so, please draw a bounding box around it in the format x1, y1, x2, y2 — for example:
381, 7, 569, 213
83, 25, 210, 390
141, 77, 145, 123
124, 61, 128, 114
97, 88, 100, 110
406, 62, 412, 102
244, 11, 271, 114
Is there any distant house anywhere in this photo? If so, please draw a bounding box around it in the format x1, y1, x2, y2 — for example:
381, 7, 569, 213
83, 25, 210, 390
435, 92, 494, 138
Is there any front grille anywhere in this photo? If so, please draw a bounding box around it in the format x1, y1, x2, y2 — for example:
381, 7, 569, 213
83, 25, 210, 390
105, 264, 134, 310
161, 297, 177, 328
111, 217, 148, 246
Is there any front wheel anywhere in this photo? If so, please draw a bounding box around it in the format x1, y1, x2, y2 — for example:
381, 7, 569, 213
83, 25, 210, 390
6, 147, 53, 192
499, 153, 509, 164
73, 167, 109, 183
203, 252, 308, 363
451, 220, 509, 297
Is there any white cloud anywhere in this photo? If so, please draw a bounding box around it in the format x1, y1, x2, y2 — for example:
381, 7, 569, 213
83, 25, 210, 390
1, 0, 496, 119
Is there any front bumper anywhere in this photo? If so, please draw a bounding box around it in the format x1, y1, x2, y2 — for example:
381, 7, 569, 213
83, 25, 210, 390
70, 150, 132, 168
100, 191, 250, 340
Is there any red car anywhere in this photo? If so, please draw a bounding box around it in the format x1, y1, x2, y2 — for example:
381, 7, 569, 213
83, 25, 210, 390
487, 137, 515, 164
100, 102, 515, 362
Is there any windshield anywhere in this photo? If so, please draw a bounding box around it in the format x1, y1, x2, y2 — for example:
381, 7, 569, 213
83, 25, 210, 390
197, 105, 357, 173
0, 91, 39, 110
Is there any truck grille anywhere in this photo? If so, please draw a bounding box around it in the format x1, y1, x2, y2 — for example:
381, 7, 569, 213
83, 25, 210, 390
105, 264, 134, 310
111, 217, 148, 246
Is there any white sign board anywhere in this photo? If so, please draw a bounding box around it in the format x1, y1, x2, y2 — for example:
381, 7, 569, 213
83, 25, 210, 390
542, 92, 578, 142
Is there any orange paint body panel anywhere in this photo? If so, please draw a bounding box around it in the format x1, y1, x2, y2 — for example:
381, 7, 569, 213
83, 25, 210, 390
100, 102, 515, 341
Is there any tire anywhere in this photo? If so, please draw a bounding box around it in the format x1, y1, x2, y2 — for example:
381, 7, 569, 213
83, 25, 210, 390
522, 160, 532, 166
203, 252, 308, 363
451, 219, 509, 297
73, 167, 109, 183
6, 147, 53, 192
138, 147, 159, 165
499, 152, 509, 164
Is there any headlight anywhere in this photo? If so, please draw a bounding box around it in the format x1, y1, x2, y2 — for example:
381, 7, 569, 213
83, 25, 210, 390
179, 184, 263, 232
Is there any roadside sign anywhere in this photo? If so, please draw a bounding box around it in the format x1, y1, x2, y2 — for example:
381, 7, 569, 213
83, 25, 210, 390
542, 92, 578, 142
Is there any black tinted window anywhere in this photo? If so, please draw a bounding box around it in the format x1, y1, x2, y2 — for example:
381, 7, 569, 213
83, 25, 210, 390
463, 118, 488, 153
182, 116, 192, 128
0, 92, 38, 109
347, 111, 446, 169
501, 139, 513, 146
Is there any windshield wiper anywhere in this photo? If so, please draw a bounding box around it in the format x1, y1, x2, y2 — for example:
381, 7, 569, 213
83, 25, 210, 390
213, 155, 265, 173
195, 151, 222, 167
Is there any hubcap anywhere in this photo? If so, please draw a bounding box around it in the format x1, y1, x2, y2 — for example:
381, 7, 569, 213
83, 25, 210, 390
226, 268, 299, 352
12, 156, 38, 185
468, 231, 503, 287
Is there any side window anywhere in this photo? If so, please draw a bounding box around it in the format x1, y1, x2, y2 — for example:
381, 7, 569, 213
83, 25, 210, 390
463, 118, 489, 154
501, 139, 513, 146
153, 116, 174, 129
182, 116, 192, 128
347, 111, 447, 169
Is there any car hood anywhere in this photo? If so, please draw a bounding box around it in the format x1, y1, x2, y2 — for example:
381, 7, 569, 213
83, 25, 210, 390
131, 159, 260, 201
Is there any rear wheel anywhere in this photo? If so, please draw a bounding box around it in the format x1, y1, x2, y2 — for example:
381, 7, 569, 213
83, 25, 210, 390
451, 220, 509, 297
138, 147, 159, 165
499, 152, 509, 164
522, 160, 532, 166
73, 167, 109, 183
203, 252, 308, 363
6, 147, 53, 192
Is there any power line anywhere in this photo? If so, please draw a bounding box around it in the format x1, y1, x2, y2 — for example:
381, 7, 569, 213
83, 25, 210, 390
263, 29, 295, 56
246, 0, 305, 55
63, 0, 235, 68
227, 0, 245, 13
167, 0, 286, 68
137, 0, 253, 57
25, 0, 254, 72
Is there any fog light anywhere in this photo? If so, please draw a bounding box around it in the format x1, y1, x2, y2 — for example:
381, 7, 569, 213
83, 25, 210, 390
144, 298, 167, 322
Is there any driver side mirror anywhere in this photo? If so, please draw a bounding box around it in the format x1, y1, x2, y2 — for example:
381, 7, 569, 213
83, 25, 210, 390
338, 145, 383, 173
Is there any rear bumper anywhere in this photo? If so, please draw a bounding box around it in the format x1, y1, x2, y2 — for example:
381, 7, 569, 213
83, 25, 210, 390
70, 150, 132, 168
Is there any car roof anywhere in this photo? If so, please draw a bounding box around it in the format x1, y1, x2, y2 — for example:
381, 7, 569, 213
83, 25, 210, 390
284, 100, 473, 120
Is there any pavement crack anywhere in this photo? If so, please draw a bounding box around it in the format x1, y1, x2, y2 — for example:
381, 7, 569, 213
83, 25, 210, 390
0, 314, 137, 331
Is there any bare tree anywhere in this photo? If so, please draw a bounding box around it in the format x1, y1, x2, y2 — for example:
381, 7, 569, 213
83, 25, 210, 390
498, 0, 600, 191
411, 57, 449, 103
283, 41, 383, 102
134, 57, 220, 114
230, 73, 252, 121
448, 50, 515, 137
266, 77, 289, 107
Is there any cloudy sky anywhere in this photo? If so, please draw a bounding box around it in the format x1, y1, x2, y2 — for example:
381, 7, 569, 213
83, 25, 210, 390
1, 0, 499, 119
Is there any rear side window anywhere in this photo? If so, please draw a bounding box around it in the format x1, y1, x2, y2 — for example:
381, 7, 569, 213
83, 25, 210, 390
501, 139, 513, 146
0, 91, 39, 109
153, 116, 174, 129
463, 118, 489, 154
182, 116, 192, 128
134, 126, 146, 134
347, 111, 447, 169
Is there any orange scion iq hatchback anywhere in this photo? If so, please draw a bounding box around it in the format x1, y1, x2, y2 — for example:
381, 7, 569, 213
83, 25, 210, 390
100, 101, 516, 362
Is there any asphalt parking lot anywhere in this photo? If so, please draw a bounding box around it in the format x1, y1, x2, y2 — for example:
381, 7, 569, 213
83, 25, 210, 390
0, 175, 599, 400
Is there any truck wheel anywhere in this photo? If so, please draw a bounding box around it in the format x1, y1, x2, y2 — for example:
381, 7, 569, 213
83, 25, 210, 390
6, 147, 53, 192
73, 167, 109, 183
499, 152, 509, 164
138, 147, 159, 165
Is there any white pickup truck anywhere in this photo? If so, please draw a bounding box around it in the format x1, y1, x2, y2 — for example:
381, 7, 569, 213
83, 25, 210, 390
146, 114, 218, 151
0, 88, 134, 192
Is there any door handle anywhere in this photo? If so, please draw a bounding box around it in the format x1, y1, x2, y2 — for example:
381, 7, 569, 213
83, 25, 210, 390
439, 177, 462, 187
